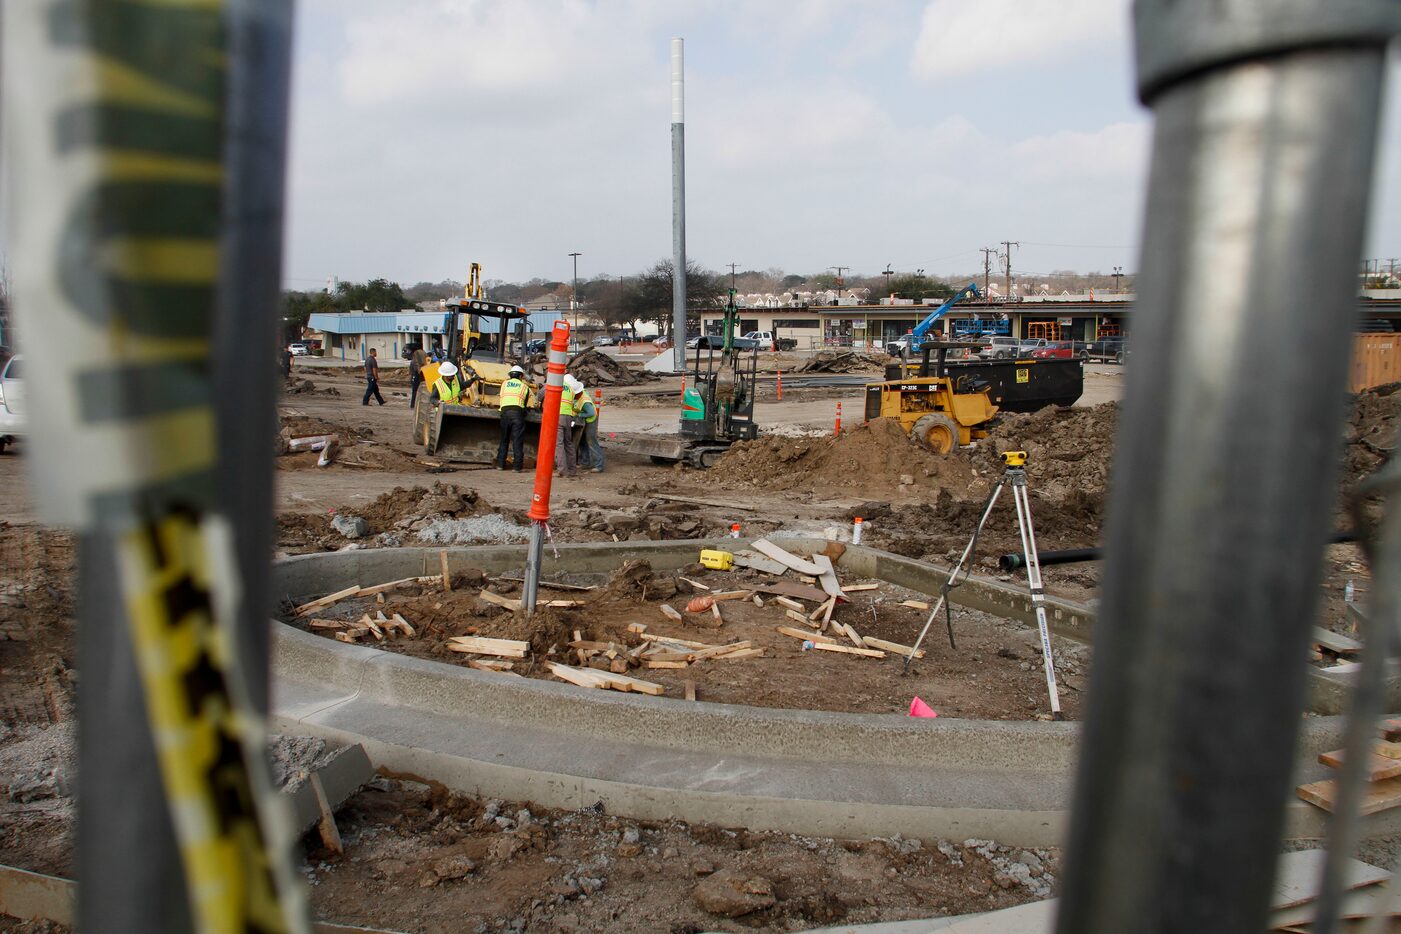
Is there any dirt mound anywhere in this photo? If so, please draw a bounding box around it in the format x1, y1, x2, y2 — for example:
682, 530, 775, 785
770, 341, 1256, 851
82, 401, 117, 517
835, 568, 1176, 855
277, 483, 506, 552
276, 414, 418, 472
796, 350, 887, 374
1343, 382, 1399, 491
566, 348, 659, 386
713, 418, 979, 496
977, 403, 1119, 500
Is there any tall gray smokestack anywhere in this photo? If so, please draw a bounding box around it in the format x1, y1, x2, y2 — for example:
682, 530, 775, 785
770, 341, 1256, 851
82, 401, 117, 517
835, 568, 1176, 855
670, 37, 687, 372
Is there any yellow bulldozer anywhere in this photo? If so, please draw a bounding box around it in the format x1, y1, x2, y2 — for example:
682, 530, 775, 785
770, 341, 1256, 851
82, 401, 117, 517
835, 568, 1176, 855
864, 340, 999, 453
412, 294, 543, 462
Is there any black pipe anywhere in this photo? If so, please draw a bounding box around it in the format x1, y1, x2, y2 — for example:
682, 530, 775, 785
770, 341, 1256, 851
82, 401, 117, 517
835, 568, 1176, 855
998, 531, 1357, 572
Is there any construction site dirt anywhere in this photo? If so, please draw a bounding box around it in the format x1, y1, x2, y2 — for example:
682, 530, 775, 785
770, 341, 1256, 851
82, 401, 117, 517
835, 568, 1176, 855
0, 358, 1395, 930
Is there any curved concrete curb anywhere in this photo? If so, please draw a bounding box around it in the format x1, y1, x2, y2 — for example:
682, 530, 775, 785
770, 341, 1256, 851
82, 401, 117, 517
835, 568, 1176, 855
270, 539, 1381, 846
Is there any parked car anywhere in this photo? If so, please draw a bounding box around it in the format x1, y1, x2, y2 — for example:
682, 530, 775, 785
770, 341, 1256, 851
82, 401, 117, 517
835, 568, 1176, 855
287, 342, 310, 356
977, 337, 1024, 360
652, 336, 672, 350
592, 335, 617, 347
741, 330, 796, 352
1030, 341, 1081, 360
1084, 336, 1128, 363
0, 354, 24, 455
523, 338, 547, 354
686, 335, 758, 350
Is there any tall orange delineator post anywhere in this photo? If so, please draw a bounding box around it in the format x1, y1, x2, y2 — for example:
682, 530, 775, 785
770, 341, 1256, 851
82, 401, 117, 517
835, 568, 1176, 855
523, 320, 571, 612
835, 401, 842, 436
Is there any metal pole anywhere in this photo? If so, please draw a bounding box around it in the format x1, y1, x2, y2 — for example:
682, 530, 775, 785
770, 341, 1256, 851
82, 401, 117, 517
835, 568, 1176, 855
1056, 2, 1398, 931
670, 37, 687, 372
569, 251, 581, 314
523, 321, 572, 613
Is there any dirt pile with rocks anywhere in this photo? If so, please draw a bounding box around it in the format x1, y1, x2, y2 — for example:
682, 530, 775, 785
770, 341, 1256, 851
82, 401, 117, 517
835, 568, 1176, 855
276, 414, 416, 472
796, 350, 888, 374
565, 348, 660, 386
276, 483, 513, 552
1343, 382, 1399, 492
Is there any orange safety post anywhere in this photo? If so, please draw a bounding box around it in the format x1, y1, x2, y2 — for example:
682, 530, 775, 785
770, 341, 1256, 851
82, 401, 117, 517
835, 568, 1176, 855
523, 320, 571, 611
835, 401, 842, 436
776, 370, 783, 401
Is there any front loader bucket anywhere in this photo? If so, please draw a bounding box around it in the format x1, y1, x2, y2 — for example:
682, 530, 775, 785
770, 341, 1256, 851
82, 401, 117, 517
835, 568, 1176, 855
422, 401, 541, 464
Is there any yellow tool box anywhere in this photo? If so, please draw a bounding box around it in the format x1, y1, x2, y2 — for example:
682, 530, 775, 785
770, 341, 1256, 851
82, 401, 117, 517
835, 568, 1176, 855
699, 549, 734, 571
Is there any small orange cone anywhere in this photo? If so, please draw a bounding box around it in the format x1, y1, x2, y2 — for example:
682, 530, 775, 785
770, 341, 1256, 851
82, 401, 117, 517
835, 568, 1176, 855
908, 697, 938, 718
776, 370, 783, 401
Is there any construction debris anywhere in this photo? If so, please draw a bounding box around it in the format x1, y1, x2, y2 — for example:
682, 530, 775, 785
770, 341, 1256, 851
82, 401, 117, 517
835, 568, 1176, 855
565, 347, 659, 385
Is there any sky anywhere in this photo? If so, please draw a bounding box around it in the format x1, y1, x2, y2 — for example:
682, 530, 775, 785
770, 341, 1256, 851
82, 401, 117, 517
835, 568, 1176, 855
282, 0, 1401, 290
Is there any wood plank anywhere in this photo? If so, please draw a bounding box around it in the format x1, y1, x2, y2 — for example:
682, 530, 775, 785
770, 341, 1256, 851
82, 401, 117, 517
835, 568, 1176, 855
1318, 748, 1401, 781
755, 580, 831, 603
358, 576, 421, 597
841, 623, 867, 650
1313, 626, 1363, 654
785, 609, 813, 626
710, 591, 752, 601
843, 583, 881, 592
627, 623, 647, 634
545, 662, 608, 689
1297, 775, 1401, 815
642, 649, 695, 662
497, 576, 597, 592
440, 550, 452, 590
679, 576, 711, 591
660, 604, 684, 622
390, 613, 415, 637
294, 585, 363, 617
811, 554, 847, 601
808, 597, 834, 622
710, 603, 724, 624
639, 633, 718, 649
308, 772, 343, 856
751, 539, 824, 576
712, 647, 764, 660
333, 631, 359, 643
1268, 887, 1399, 930
773, 596, 807, 612
595, 670, 666, 696
1268, 849, 1388, 912
732, 551, 789, 576
812, 642, 886, 659
821, 597, 837, 628
1374, 740, 1401, 760
685, 679, 697, 701
466, 659, 514, 672
544, 599, 585, 608
361, 614, 384, 641
751, 594, 765, 607
900, 600, 932, 611
777, 626, 838, 644
649, 492, 758, 511
478, 590, 522, 611
690, 641, 754, 661
645, 660, 689, 669
861, 637, 926, 659
307, 618, 350, 630
447, 636, 530, 658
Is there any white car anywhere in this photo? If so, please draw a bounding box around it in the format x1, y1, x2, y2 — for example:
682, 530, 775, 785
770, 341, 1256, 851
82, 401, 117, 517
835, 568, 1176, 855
0, 354, 23, 454
288, 342, 310, 356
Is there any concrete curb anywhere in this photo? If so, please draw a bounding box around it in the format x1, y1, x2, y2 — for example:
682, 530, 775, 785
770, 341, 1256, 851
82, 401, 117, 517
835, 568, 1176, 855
270, 539, 1384, 846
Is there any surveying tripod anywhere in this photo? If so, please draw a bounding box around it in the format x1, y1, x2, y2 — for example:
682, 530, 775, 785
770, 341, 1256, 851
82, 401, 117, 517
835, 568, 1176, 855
905, 450, 1063, 720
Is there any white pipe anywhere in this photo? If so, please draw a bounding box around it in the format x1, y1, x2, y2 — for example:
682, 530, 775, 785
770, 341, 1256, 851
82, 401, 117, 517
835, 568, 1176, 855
670, 38, 684, 125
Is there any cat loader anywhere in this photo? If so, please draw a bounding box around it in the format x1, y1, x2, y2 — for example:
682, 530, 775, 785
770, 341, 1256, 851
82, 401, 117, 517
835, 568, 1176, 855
413, 294, 543, 463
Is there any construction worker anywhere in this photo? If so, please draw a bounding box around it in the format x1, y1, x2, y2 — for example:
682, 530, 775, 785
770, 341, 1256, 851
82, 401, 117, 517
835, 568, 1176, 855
555, 375, 579, 478
497, 364, 529, 471
573, 383, 604, 473
430, 361, 462, 404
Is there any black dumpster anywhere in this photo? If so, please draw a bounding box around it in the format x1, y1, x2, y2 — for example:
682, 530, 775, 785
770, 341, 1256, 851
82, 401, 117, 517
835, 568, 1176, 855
881, 358, 1083, 413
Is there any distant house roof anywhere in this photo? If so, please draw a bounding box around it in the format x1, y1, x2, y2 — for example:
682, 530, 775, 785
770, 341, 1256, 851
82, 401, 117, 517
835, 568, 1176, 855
308, 310, 451, 335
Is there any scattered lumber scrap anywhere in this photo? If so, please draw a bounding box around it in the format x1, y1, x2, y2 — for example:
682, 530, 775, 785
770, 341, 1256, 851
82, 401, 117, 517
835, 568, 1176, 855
294, 585, 362, 617
756, 580, 831, 603
639, 633, 714, 648
358, 576, 420, 598
785, 609, 812, 626
467, 659, 514, 672
440, 550, 452, 590
679, 576, 710, 591
862, 637, 925, 659
1317, 748, 1401, 782
1264, 849, 1393, 931
1374, 740, 1401, 760
544, 662, 665, 695
627, 623, 648, 634
478, 590, 522, 611
710, 590, 752, 601
751, 539, 823, 576
844, 583, 880, 592
649, 493, 759, 511
812, 642, 886, 659
1297, 774, 1401, 815
773, 596, 806, 613
1312, 626, 1363, 655
732, 551, 789, 576
840, 622, 867, 649
776, 626, 837, 645
660, 604, 684, 622
307, 618, 349, 630
497, 576, 596, 592
685, 679, 697, 701
447, 636, 530, 658
811, 554, 847, 602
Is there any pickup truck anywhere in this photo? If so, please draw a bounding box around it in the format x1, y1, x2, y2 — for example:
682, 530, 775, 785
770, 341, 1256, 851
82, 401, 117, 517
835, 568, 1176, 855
1084, 336, 1128, 363
0, 354, 24, 454
742, 331, 796, 352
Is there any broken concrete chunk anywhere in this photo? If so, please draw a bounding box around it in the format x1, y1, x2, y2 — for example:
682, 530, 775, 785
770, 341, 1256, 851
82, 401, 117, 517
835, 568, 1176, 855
692, 868, 777, 917
331, 515, 369, 539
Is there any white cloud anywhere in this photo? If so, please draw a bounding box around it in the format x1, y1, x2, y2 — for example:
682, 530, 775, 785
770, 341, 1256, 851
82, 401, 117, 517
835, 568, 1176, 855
1010, 120, 1149, 181
910, 0, 1129, 82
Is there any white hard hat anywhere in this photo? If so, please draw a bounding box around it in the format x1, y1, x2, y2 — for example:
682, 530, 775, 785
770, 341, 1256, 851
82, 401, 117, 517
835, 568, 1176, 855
565, 375, 583, 393
508, 365, 524, 376
438, 361, 458, 377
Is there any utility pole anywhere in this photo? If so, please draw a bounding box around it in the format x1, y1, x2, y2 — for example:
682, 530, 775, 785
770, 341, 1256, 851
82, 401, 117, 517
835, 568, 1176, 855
670, 38, 687, 370
1113, 265, 1124, 293
1000, 241, 1019, 297
568, 252, 581, 315
829, 265, 849, 300
882, 264, 894, 297
979, 247, 997, 295
727, 262, 739, 290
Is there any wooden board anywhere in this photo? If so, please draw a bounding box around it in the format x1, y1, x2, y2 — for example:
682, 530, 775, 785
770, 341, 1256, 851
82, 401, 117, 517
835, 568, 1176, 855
777, 626, 837, 645
750, 539, 824, 576
1312, 626, 1363, 654
900, 600, 932, 611
843, 583, 881, 592
1373, 740, 1401, 760
713, 648, 764, 660
497, 576, 597, 592
645, 660, 689, 669
357, 576, 421, 597
785, 609, 812, 626
841, 623, 867, 650
1268, 849, 1392, 912
811, 554, 847, 601
685, 679, 697, 701
773, 596, 807, 612
294, 585, 362, 617
732, 551, 789, 576
812, 642, 886, 659
1318, 748, 1401, 782
710, 591, 752, 601
639, 633, 716, 649
447, 636, 530, 658
649, 492, 758, 511
627, 623, 647, 634
679, 576, 711, 591
1268, 887, 1401, 930
477, 590, 522, 611
1297, 775, 1401, 815
467, 659, 514, 672
861, 637, 926, 659
307, 618, 349, 629
660, 604, 684, 622
390, 613, 414, 637
690, 641, 753, 661
756, 580, 831, 603
440, 550, 452, 590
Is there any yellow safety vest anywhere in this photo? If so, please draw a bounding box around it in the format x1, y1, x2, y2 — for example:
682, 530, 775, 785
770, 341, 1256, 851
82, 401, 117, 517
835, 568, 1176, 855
499, 378, 527, 409
559, 391, 576, 418
578, 393, 598, 424
434, 376, 461, 404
